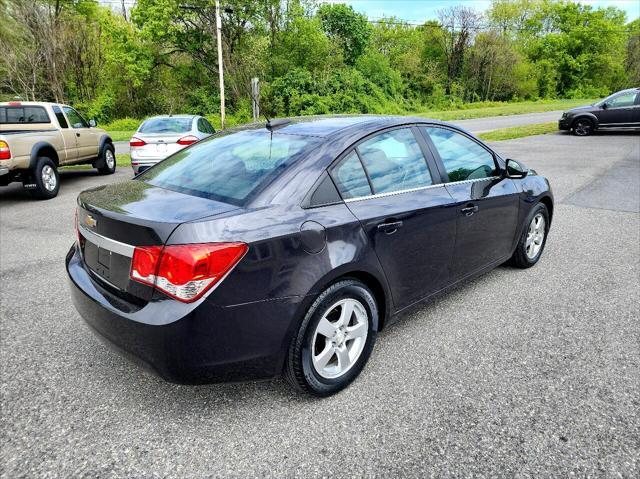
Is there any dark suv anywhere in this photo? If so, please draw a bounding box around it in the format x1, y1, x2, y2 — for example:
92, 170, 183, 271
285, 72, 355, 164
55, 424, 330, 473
559, 88, 640, 136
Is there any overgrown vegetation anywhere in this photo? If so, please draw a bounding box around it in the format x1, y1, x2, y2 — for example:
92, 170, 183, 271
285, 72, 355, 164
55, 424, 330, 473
1, 0, 637, 124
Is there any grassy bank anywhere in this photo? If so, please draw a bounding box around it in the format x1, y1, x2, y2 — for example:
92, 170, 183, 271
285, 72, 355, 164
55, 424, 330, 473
478, 122, 558, 141
416, 98, 593, 121
104, 99, 592, 140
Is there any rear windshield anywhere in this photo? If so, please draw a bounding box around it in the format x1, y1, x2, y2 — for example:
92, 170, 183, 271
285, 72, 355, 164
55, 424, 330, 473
0, 106, 50, 124
139, 117, 192, 134
138, 129, 320, 205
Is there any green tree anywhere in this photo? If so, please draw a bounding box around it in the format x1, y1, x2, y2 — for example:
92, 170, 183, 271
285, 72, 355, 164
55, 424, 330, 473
317, 3, 372, 65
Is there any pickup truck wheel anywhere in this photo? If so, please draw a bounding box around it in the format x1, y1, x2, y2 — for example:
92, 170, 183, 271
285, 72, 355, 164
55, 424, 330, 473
29, 157, 59, 200
97, 144, 116, 175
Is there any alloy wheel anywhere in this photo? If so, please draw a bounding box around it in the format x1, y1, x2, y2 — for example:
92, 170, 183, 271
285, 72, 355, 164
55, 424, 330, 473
105, 149, 115, 169
526, 213, 545, 259
573, 120, 592, 136
311, 298, 368, 379
41, 165, 57, 191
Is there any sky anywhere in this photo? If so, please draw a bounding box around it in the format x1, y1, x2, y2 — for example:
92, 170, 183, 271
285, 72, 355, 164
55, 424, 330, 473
328, 0, 640, 22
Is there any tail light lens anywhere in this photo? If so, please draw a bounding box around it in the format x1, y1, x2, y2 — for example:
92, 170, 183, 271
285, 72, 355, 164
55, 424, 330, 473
130, 242, 248, 302
177, 135, 199, 146
129, 137, 146, 147
0, 140, 11, 160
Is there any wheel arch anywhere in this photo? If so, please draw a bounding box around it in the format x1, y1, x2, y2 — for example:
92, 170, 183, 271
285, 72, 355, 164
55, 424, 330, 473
94, 134, 114, 168
305, 266, 392, 332
571, 113, 599, 130
29, 142, 59, 168
539, 195, 554, 224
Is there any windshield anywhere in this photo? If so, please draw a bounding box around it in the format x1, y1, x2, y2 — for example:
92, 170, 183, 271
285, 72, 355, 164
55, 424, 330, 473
138, 129, 320, 205
139, 117, 193, 134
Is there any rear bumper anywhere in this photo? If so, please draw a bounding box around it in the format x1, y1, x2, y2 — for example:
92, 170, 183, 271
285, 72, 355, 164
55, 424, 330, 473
66, 243, 303, 384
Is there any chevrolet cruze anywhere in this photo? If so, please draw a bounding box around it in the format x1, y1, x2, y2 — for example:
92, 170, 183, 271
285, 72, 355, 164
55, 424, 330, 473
67, 116, 553, 396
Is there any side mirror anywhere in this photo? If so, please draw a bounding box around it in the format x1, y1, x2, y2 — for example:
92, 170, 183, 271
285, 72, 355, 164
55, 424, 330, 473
88, 119, 97, 127
601, 103, 608, 110
505, 158, 528, 179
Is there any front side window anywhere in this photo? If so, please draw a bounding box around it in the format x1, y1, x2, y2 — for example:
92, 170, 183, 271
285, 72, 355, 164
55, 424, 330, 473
606, 92, 637, 108
139, 129, 320, 206
0, 106, 50, 124
332, 151, 372, 199
423, 127, 497, 182
357, 128, 432, 194
62, 107, 88, 128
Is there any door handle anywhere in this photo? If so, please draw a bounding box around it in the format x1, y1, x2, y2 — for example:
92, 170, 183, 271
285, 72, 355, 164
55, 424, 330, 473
76, 132, 80, 137
461, 204, 479, 216
377, 220, 403, 234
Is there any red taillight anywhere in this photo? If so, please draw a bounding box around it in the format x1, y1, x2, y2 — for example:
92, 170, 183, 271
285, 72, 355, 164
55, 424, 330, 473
0, 141, 11, 160
177, 135, 199, 146
129, 137, 146, 148
130, 242, 248, 302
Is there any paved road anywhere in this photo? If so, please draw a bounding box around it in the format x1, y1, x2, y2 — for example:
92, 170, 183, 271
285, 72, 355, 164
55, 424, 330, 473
1, 132, 638, 477
112, 110, 567, 154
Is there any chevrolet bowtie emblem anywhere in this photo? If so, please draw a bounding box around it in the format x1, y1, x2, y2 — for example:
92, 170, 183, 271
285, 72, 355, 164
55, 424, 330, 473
85, 215, 97, 228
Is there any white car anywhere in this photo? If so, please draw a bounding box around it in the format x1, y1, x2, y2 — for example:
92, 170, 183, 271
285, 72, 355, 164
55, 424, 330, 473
129, 115, 215, 173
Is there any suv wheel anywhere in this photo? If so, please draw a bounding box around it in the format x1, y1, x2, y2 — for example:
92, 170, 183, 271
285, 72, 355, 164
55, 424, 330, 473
285, 279, 378, 396
29, 157, 60, 200
572, 118, 594, 136
97, 144, 116, 175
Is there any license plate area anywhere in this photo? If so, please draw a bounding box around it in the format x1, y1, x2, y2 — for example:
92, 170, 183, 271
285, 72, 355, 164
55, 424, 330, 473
82, 239, 131, 290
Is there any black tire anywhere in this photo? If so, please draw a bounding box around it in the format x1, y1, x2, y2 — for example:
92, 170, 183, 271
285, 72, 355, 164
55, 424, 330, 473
28, 157, 59, 200
97, 143, 116, 175
510, 203, 550, 268
571, 117, 594, 136
284, 279, 378, 397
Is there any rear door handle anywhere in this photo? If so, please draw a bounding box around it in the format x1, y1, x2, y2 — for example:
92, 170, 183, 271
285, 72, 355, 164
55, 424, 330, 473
76, 132, 81, 137
377, 221, 403, 234
461, 205, 479, 216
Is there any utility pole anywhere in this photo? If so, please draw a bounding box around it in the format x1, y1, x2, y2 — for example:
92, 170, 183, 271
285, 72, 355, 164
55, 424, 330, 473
215, 0, 225, 129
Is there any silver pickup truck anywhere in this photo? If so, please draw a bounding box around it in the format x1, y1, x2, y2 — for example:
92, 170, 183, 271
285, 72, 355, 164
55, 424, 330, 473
0, 102, 115, 199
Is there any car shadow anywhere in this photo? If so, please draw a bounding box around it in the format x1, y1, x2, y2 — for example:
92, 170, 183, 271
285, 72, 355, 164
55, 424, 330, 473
84, 264, 515, 407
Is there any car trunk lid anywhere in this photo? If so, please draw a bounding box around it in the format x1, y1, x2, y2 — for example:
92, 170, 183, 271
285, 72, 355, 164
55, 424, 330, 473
76, 180, 238, 301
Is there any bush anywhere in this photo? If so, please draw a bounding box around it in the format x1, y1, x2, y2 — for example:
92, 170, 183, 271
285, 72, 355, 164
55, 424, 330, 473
104, 117, 143, 131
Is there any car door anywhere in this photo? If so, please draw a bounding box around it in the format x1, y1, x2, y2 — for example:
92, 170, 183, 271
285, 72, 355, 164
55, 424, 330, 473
330, 126, 458, 310
594, 91, 637, 127
420, 126, 519, 281
63, 106, 99, 159
52, 105, 77, 163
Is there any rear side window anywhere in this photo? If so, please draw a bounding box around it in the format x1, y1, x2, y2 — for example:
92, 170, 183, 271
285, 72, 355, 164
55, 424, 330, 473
357, 128, 432, 194
139, 130, 320, 206
0, 106, 50, 124
52, 106, 68, 128
332, 151, 372, 199
423, 127, 497, 182
197, 118, 215, 134
140, 118, 192, 134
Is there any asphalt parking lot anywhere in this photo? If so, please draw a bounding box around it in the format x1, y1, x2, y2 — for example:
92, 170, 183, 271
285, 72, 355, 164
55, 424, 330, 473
1, 131, 639, 477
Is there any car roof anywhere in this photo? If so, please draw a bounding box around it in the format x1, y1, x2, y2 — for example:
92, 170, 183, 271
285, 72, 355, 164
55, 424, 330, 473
233, 115, 452, 139
145, 115, 198, 119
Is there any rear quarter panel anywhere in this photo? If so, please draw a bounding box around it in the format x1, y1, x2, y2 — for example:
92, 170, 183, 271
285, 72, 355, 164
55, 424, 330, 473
0, 130, 65, 170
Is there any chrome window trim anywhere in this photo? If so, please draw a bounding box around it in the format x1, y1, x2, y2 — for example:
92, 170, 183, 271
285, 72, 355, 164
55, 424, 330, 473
343, 176, 501, 203
78, 224, 135, 258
